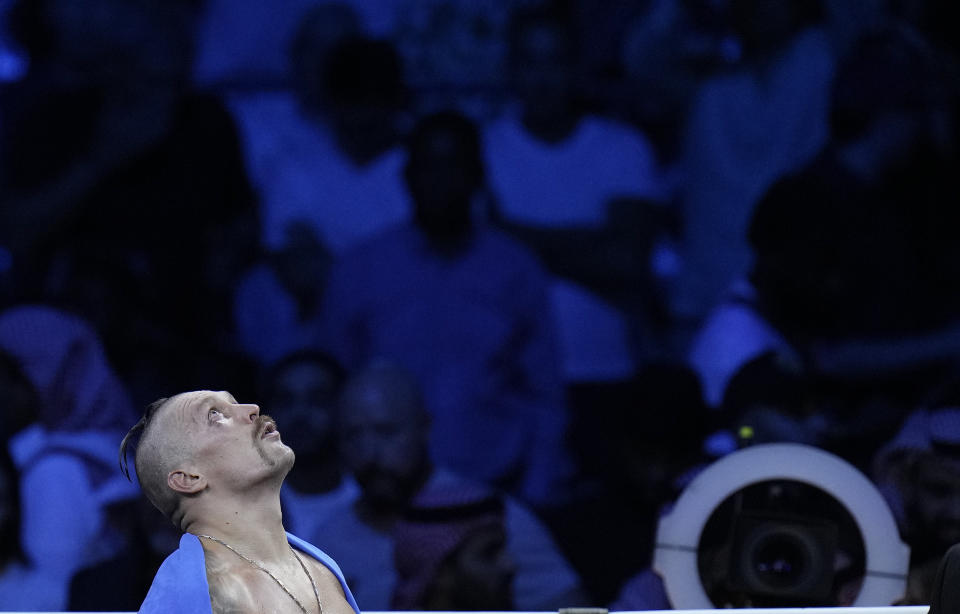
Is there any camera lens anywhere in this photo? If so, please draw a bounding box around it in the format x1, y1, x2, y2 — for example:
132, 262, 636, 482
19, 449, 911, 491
751, 531, 812, 590
697, 480, 863, 606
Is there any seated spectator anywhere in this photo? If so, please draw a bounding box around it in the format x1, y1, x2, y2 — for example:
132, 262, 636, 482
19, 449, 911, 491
619, 0, 733, 160
748, 24, 957, 346
313, 362, 586, 610
928, 543, 960, 614
719, 351, 906, 470
874, 391, 960, 604
230, 32, 409, 256
230, 31, 413, 368
262, 350, 360, 536
484, 4, 664, 381
318, 111, 573, 506
0, 391, 61, 610
233, 221, 332, 366
690, 24, 958, 406
393, 485, 515, 611
673, 0, 834, 323
0, 305, 139, 609
720, 350, 827, 447
193, 0, 406, 85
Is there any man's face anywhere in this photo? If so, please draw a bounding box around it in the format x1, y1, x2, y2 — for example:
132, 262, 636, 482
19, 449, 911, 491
269, 362, 339, 457
166, 390, 294, 491
914, 455, 960, 549
339, 388, 427, 510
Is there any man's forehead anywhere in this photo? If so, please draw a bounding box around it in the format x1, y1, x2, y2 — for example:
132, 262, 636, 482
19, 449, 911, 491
161, 390, 237, 421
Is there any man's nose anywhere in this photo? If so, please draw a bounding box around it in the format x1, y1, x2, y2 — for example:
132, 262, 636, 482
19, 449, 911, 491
238, 404, 260, 423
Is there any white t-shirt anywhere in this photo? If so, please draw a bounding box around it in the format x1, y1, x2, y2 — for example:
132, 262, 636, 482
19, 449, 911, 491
228, 91, 409, 253
484, 111, 663, 380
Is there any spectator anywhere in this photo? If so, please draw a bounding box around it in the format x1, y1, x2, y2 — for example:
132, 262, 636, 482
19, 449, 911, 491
392, 0, 535, 114
720, 350, 827, 447
0, 305, 139, 609
0, 370, 60, 610
688, 24, 957, 406
314, 362, 586, 610
392, 484, 515, 611
751, 24, 957, 344
193, 0, 403, 86
672, 0, 834, 324
262, 350, 360, 537
874, 396, 960, 604
230, 32, 409, 256
618, 0, 733, 160
233, 221, 333, 367
230, 11, 404, 366
484, 4, 664, 382
319, 111, 573, 506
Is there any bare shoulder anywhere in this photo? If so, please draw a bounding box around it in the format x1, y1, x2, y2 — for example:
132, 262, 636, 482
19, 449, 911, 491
208, 572, 258, 614
205, 550, 259, 614
299, 551, 357, 614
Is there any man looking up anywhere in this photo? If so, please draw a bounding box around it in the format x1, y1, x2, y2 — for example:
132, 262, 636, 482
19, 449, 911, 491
119, 390, 359, 614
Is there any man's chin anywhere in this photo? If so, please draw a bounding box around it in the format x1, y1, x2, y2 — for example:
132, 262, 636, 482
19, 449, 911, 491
274, 448, 296, 479
258, 438, 295, 469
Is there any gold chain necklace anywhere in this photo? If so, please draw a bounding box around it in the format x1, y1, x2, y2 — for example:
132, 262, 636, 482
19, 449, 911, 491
197, 534, 323, 614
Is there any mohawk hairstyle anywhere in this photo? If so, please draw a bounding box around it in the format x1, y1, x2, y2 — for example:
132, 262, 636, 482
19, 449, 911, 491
119, 397, 170, 482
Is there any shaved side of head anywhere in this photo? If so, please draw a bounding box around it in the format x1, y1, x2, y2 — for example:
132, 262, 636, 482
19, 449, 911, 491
120, 395, 195, 526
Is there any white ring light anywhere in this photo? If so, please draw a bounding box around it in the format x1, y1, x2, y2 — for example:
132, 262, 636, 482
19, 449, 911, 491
653, 443, 910, 608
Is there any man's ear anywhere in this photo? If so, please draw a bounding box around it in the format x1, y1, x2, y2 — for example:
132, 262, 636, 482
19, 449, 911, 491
168, 469, 207, 494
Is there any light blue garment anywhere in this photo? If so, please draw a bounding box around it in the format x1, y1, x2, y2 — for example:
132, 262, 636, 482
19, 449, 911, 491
139, 532, 359, 613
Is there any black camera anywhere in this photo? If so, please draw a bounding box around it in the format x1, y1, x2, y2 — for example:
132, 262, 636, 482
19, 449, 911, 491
696, 479, 858, 608
727, 512, 838, 603
654, 444, 910, 608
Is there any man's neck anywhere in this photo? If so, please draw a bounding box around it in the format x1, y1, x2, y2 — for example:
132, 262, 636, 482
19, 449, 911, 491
185, 489, 291, 564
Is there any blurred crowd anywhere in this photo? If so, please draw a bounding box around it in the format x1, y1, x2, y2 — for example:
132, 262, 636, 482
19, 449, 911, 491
0, 0, 958, 610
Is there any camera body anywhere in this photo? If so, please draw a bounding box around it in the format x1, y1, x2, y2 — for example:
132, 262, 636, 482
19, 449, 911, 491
654, 443, 909, 608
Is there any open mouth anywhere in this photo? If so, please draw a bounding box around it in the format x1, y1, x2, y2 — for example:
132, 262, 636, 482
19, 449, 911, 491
260, 421, 280, 439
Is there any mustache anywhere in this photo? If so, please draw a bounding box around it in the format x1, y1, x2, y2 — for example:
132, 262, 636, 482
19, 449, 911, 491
253, 414, 278, 440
